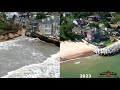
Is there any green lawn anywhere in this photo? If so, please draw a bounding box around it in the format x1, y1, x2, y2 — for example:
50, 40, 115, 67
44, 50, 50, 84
104, 40, 113, 46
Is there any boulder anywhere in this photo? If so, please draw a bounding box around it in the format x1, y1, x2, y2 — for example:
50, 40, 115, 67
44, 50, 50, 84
14, 33, 19, 37
17, 30, 21, 36
8, 33, 14, 39
4, 35, 9, 40
0, 35, 5, 40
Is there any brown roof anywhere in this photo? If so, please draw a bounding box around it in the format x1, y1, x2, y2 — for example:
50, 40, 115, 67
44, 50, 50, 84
110, 24, 120, 27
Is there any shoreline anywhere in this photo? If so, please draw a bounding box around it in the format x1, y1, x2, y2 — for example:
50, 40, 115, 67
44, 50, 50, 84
0, 29, 26, 42
60, 40, 96, 61
30, 32, 60, 47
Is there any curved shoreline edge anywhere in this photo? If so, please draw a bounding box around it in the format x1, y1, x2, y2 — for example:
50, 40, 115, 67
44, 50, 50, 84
60, 40, 120, 62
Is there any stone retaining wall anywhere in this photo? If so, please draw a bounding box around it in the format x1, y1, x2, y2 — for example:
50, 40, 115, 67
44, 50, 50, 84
0, 29, 23, 41
94, 41, 120, 56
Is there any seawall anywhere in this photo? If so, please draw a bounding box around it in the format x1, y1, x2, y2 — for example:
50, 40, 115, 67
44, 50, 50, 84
94, 41, 120, 56
30, 32, 60, 47
0, 29, 25, 42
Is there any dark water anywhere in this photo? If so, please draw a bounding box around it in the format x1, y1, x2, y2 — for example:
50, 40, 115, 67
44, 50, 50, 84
0, 36, 59, 77
60, 54, 120, 78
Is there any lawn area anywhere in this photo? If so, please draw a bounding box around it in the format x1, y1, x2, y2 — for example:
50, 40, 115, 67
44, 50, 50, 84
66, 15, 74, 20
104, 39, 113, 46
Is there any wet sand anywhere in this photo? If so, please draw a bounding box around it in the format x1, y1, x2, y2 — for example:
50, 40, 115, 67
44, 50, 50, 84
60, 41, 96, 61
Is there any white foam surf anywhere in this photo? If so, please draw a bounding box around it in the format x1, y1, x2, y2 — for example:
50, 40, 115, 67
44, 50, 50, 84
0, 39, 22, 50
1, 53, 60, 78
27, 38, 40, 42
74, 61, 80, 64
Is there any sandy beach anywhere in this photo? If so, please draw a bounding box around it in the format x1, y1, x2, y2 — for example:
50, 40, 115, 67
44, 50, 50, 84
60, 41, 96, 61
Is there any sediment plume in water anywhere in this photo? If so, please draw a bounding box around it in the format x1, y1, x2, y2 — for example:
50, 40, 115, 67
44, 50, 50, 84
2, 53, 60, 78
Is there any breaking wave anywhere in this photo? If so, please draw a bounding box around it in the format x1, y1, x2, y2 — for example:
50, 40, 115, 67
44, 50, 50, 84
1, 53, 60, 78
0, 36, 42, 50
0, 39, 21, 50
27, 38, 40, 42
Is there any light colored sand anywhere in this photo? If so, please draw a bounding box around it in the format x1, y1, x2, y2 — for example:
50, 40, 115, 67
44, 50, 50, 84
60, 41, 96, 61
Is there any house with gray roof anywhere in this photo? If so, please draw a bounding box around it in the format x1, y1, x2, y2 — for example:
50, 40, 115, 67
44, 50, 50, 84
52, 16, 60, 36
38, 16, 60, 37
38, 18, 54, 37
14, 17, 30, 29
14, 14, 60, 37
28, 19, 42, 31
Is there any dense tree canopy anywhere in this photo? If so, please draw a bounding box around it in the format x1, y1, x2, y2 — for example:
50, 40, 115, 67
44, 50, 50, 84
36, 12, 47, 19
111, 14, 120, 23
60, 16, 84, 41
60, 22, 74, 40
103, 21, 110, 28
71, 12, 93, 19
99, 12, 111, 18
88, 22, 99, 28
0, 13, 20, 33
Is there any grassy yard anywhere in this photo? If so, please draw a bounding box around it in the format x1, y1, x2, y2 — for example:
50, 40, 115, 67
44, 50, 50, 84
104, 39, 113, 46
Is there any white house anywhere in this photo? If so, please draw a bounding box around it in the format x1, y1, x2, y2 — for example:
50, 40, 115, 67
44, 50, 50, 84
38, 16, 60, 37
73, 20, 78, 25
63, 12, 70, 17
5, 12, 19, 20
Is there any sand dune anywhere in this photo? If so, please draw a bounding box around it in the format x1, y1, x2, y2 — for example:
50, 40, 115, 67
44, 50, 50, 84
60, 41, 96, 61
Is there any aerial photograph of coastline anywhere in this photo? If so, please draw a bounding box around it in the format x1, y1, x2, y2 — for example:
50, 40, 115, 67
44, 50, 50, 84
0, 12, 60, 78
60, 12, 120, 78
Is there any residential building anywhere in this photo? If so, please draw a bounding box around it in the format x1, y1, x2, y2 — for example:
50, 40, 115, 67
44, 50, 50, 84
63, 12, 70, 17
38, 18, 53, 37
110, 21, 120, 28
5, 12, 19, 20
29, 19, 41, 31
52, 16, 60, 36
73, 19, 88, 26
111, 31, 120, 36
14, 14, 60, 38
86, 31, 95, 41
38, 16, 60, 37
72, 26, 104, 42
14, 17, 30, 29
88, 15, 101, 21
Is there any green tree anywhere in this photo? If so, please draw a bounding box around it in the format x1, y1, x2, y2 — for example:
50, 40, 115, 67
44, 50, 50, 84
60, 13, 68, 25
71, 12, 93, 19
103, 21, 110, 28
111, 14, 120, 23
60, 21, 85, 41
60, 22, 75, 40
36, 12, 47, 19
99, 12, 111, 18
104, 31, 109, 36
88, 22, 99, 28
